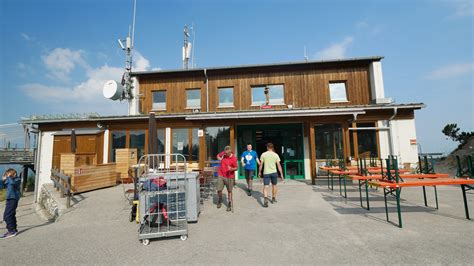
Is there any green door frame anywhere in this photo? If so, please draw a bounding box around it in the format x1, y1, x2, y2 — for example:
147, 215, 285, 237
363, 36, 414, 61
236, 123, 305, 179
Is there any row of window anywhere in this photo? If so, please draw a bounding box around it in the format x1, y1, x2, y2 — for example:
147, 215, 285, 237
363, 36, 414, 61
109, 122, 376, 165
315, 122, 378, 159
110, 127, 232, 163
152, 82, 348, 110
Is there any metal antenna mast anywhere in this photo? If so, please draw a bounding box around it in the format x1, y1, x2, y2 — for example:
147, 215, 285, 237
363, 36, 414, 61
183, 25, 192, 69
117, 0, 137, 101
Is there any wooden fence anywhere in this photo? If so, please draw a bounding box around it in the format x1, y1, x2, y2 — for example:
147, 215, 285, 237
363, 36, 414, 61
50, 168, 72, 208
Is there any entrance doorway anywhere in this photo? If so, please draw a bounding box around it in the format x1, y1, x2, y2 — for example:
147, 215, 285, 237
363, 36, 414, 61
236, 124, 304, 179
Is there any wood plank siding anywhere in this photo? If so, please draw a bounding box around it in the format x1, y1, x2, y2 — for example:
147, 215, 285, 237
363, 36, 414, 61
138, 66, 372, 114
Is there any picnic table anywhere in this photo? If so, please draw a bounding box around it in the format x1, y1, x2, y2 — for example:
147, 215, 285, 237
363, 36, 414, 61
369, 177, 474, 228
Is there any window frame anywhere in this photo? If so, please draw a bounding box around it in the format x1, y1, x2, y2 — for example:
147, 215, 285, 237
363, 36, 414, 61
171, 127, 200, 162
328, 81, 349, 103
152, 90, 167, 111
186, 88, 201, 109
217, 87, 234, 108
250, 84, 285, 106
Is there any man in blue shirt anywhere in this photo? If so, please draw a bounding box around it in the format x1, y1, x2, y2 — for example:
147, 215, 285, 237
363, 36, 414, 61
1, 168, 21, 239
241, 143, 261, 196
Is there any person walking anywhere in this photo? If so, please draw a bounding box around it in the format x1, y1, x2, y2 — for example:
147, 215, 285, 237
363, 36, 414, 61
258, 143, 284, 208
241, 143, 260, 196
216, 146, 238, 212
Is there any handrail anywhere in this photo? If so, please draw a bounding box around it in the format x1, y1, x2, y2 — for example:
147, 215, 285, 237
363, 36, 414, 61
50, 168, 72, 208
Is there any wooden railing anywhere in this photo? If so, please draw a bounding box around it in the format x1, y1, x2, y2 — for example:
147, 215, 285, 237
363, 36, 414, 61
0, 148, 35, 165
50, 168, 72, 208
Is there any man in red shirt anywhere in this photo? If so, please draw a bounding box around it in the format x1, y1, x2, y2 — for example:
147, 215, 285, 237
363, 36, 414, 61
216, 146, 238, 212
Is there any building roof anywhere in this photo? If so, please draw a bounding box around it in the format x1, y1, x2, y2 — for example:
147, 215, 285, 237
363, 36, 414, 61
131, 56, 384, 77
20, 103, 424, 125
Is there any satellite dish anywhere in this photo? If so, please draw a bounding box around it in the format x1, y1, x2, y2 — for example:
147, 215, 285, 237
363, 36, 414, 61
103, 80, 125, 100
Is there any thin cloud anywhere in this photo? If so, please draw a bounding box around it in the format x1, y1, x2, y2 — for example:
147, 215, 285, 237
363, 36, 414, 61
425, 63, 474, 80
133, 51, 151, 71
355, 21, 369, 29
450, 0, 473, 18
20, 32, 31, 41
21, 65, 123, 103
20, 47, 155, 115
443, 0, 473, 20
315, 37, 354, 60
42, 48, 90, 82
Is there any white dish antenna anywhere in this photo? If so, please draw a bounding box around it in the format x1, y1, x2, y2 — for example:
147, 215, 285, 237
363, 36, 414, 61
103, 80, 125, 100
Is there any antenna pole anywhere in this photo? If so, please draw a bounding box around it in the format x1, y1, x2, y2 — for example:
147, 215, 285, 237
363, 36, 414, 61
191, 23, 195, 68
304, 46, 308, 62
183, 25, 190, 69
131, 0, 137, 48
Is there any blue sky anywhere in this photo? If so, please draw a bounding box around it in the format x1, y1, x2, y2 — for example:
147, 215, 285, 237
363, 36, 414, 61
0, 0, 472, 153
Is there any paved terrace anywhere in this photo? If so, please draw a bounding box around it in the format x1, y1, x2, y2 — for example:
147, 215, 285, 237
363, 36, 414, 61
1, 179, 473, 265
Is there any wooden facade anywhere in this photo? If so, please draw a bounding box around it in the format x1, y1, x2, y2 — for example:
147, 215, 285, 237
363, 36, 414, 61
138, 63, 373, 114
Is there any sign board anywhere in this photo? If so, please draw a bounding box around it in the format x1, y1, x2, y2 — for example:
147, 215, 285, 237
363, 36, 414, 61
198, 129, 204, 137
261, 105, 273, 109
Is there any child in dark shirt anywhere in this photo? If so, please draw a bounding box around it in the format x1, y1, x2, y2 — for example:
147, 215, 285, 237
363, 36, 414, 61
1, 168, 21, 239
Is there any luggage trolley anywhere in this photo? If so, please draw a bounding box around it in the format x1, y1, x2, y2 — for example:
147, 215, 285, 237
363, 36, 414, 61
137, 154, 188, 245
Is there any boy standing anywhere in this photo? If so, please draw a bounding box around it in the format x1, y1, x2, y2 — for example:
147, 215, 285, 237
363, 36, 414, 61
1, 168, 21, 239
258, 143, 284, 208
241, 143, 260, 196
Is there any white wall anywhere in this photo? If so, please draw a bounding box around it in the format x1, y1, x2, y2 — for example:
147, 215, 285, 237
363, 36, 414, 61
378, 118, 419, 167
369, 61, 388, 103
103, 129, 109, 163
36, 131, 55, 201
303, 136, 311, 180
377, 120, 390, 159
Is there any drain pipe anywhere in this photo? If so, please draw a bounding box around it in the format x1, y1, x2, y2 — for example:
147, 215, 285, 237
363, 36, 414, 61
387, 107, 398, 157
204, 69, 209, 112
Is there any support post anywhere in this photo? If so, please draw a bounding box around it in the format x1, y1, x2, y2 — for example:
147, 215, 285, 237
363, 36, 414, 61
21, 165, 28, 196
423, 186, 427, 207
461, 185, 470, 220
396, 188, 403, 228
384, 188, 389, 222
365, 180, 370, 210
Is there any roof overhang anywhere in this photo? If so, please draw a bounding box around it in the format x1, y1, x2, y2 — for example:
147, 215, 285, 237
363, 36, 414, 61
185, 108, 366, 120
131, 56, 384, 77
20, 103, 425, 125
52, 129, 104, 136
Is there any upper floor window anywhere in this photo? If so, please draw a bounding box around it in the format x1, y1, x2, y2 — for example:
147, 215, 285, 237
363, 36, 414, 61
329, 82, 348, 103
251, 84, 285, 106
152, 91, 166, 110
186, 89, 201, 108
218, 87, 234, 107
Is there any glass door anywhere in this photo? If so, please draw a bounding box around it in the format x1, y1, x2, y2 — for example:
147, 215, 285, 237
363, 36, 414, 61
236, 124, 304, 179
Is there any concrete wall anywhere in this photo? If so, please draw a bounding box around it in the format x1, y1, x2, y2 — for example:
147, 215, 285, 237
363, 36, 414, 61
35, 131, 54, 201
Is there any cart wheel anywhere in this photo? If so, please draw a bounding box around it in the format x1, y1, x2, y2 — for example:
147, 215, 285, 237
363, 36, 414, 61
180, 235, 188, 241
142, 239, 150, 246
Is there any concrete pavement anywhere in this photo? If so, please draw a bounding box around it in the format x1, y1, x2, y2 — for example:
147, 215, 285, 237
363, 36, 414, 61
1, 179, 473, 265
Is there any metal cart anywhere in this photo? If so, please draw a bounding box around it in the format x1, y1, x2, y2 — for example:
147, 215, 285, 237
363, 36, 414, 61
137, 154, 188, 245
